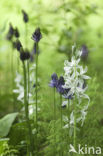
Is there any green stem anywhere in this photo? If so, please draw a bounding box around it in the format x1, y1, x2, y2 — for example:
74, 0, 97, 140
54, 87, 56, 122
66, 98, 70, 153
25, 23, 28, 48
17, 52, 20, 73
35, 42, 38, 131
11, 46, 15, 111
60, 95, 63, 129
23, 61, 33, 155
54, 87, 56, 154
74, 62, 77, 150
74, 100, 76, 150
35, 42, 38, 155
60, 94, 63, 156
27, 61, 30, 103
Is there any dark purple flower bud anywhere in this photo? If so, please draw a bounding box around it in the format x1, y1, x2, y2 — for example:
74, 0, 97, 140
20, 49, 30, 61
32, 28, 42, 42
6, 23, 14, 40
57, 76, 65, 94
81, 45, 88, 60
22, 10, 29, 23
15, 40, 22, 52
14, 28, 20, 38
49, 73, 58, 88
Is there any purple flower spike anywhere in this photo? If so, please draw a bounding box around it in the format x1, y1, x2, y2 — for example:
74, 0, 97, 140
32, 28, 42, 43
57, 76, 65, 94
49, 73, 58, 88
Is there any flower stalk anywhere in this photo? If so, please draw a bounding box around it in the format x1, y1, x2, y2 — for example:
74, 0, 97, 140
60, 94, 63, 156
74, 61, 77, 149
27, 60, 30, 102
53, 87, 56, 154
22, 61, 33, 155
35, 42, 38, 132
11, 46, 16, 111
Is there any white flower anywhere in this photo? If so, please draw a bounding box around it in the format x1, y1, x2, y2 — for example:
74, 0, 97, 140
63, 46, 90, 131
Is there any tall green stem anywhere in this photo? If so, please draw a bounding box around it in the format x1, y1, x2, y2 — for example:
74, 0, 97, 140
35, 42, 39, 155
74, 62, 77, 150
68, 98, 69, 129
60, 94, 63, 156
74, 100, 76, 149
23, 61, 33, 155
35, 42, 38, 131
11, 46, 15, 111
17, 52, 20, 73
60, 95, 62, 129
25, 23, 28, 48
27, 61, 30, 103
53, 87, 56, 154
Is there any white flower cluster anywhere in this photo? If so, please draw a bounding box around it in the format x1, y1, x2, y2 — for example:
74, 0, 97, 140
63, 45, 91, 134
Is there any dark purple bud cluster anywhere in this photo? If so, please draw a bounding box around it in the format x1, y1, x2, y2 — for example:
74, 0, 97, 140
20, 49, 30, 61
22, 10, 29, 23
14, 28, 20, 38
6, 23, 14, 40
32, 28, 42, 43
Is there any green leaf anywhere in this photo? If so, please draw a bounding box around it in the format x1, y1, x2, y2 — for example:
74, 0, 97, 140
0, 112, 18, 138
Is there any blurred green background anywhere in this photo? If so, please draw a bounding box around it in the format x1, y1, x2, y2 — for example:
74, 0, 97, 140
0, 0, 103, 155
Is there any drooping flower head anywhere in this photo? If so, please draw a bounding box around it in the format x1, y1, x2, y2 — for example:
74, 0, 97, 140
49, 73, 58, 88
32, 28, 42, 43
6, 23, 14, 40
14, 28, 20, 38
22, 10, 29, 23
20, 49, 30, 61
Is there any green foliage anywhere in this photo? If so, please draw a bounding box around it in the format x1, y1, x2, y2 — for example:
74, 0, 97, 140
0, 113, 18, 138
0, 138, 19, 156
